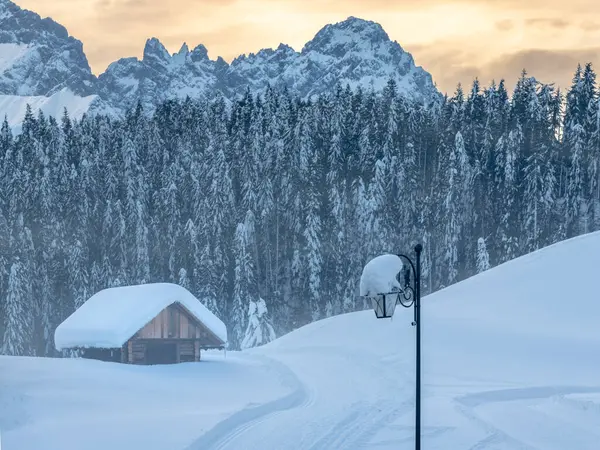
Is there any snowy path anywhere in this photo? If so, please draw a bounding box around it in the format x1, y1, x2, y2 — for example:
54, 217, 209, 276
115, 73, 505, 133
214, 346, 414, 450
179, 349, 600, 450
184, 354, 311, 450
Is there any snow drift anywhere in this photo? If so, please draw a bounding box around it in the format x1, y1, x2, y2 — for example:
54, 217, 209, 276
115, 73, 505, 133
2, 232, 600, 449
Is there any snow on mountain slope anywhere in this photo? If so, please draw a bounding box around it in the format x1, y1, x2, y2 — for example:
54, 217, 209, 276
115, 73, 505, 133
3, 232, 600, 450
0, 0, 102, 128
0, 0, 96, 97
99, 17, 439, 115
0, 89, 97, 130
1, 1, 440, 122
96, 39, 223, 114
0, 43, 27, 73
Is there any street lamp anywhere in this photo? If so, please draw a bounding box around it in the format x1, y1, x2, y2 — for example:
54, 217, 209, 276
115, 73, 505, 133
360, 244, 423, 450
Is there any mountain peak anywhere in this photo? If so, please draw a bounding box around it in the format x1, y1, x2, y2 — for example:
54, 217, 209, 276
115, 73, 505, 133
190, 44, 209, 62
339, 16, 388, 34
302, 16, 390, 55
0, 0, 95, 96
143, 38, 170, 64
177, 43, 189, 55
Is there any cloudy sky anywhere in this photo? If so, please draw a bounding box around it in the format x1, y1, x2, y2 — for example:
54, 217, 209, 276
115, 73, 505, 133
14, 0, 600, 94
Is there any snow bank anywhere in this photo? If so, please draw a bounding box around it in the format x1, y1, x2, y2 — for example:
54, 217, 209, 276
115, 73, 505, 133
359, 254, 404, 297
54, 283, 227, 350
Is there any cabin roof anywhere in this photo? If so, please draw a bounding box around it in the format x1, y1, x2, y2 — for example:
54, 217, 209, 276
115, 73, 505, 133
54, 283, 227, 350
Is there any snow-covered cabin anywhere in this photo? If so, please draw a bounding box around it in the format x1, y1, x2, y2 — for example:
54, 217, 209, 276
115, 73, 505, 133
54, 283, 227, 365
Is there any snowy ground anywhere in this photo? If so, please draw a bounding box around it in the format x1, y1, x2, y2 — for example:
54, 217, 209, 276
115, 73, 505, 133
2, 232, 600, 449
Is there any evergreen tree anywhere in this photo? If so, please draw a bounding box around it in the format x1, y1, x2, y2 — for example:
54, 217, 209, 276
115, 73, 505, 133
231, 215, 259, 349
241, 298, 276, 350
2, 63, 600, 352
1, 258, 32, 356
476, 238, 491, 273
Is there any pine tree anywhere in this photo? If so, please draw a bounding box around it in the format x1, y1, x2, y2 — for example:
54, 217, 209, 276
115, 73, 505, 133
563, 65, 587, 237
68, 239, 90, 310
299, 111, 323, 323
2, 258, 32, 355
476, 238, 491, 273
232, 218, 258, 349
565, 124, 586, 236
241, 298, 276, 350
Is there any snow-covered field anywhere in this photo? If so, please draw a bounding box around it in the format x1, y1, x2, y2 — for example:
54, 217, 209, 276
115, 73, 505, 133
2, 232, 600, 449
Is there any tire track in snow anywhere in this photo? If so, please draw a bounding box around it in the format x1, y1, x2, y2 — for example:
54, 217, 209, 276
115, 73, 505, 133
187, 347, 415, 450
183, 354, 312, 450
300, 348, 415, 450
455, 386, 600, 450
305, 399, 413, 450
454, 401, 539, 450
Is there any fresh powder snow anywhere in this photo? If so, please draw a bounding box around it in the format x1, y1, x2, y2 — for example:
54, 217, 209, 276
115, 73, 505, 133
359, 253, 404, 297
54, 283, 227, 350
3, 231, 600, 449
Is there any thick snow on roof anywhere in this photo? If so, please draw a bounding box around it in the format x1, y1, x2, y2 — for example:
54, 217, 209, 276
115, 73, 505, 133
359, 254, 404, 297
54, 283, 227, 350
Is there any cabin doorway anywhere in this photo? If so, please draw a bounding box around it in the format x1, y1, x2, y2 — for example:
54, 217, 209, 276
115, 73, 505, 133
145, 341, 178, 364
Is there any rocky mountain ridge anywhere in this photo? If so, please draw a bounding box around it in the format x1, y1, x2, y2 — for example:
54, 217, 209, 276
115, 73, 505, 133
0, 0, 439, 120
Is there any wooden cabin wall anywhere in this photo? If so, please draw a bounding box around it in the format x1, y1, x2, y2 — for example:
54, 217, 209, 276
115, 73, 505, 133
128, 340, 146, 364
118, 302, 225, 364
136, 304, 202, 339
81, 347, 122, 362
125, 339, 201, 364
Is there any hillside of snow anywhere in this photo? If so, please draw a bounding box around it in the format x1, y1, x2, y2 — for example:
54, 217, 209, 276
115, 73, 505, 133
2, 232, 600, 449
0, 89, 98, 131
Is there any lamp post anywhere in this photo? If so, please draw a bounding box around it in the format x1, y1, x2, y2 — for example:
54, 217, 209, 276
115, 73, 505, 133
361, 244, 423, 450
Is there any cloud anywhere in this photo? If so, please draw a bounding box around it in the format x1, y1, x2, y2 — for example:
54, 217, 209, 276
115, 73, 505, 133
418, 48, 600, 94
495, 20, 514, 31
485, 48, 599, 85
580, 21, 600, 31
526, 18, 570, 29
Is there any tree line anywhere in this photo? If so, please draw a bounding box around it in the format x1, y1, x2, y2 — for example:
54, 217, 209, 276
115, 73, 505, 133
0, 63, 598, 354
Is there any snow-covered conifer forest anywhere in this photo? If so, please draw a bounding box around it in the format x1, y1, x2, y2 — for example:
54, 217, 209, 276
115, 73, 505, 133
1, 63, 599, 353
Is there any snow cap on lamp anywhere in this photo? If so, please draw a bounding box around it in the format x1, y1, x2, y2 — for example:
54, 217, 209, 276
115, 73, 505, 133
360, 254, 404, 318
360, 254, 404, 297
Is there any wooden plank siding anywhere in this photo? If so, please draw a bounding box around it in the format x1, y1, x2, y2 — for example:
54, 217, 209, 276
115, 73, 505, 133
136, 303, 201, 339
134, 303, 223, 348
118, 302, 223, 364
124, 339, 202, 364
